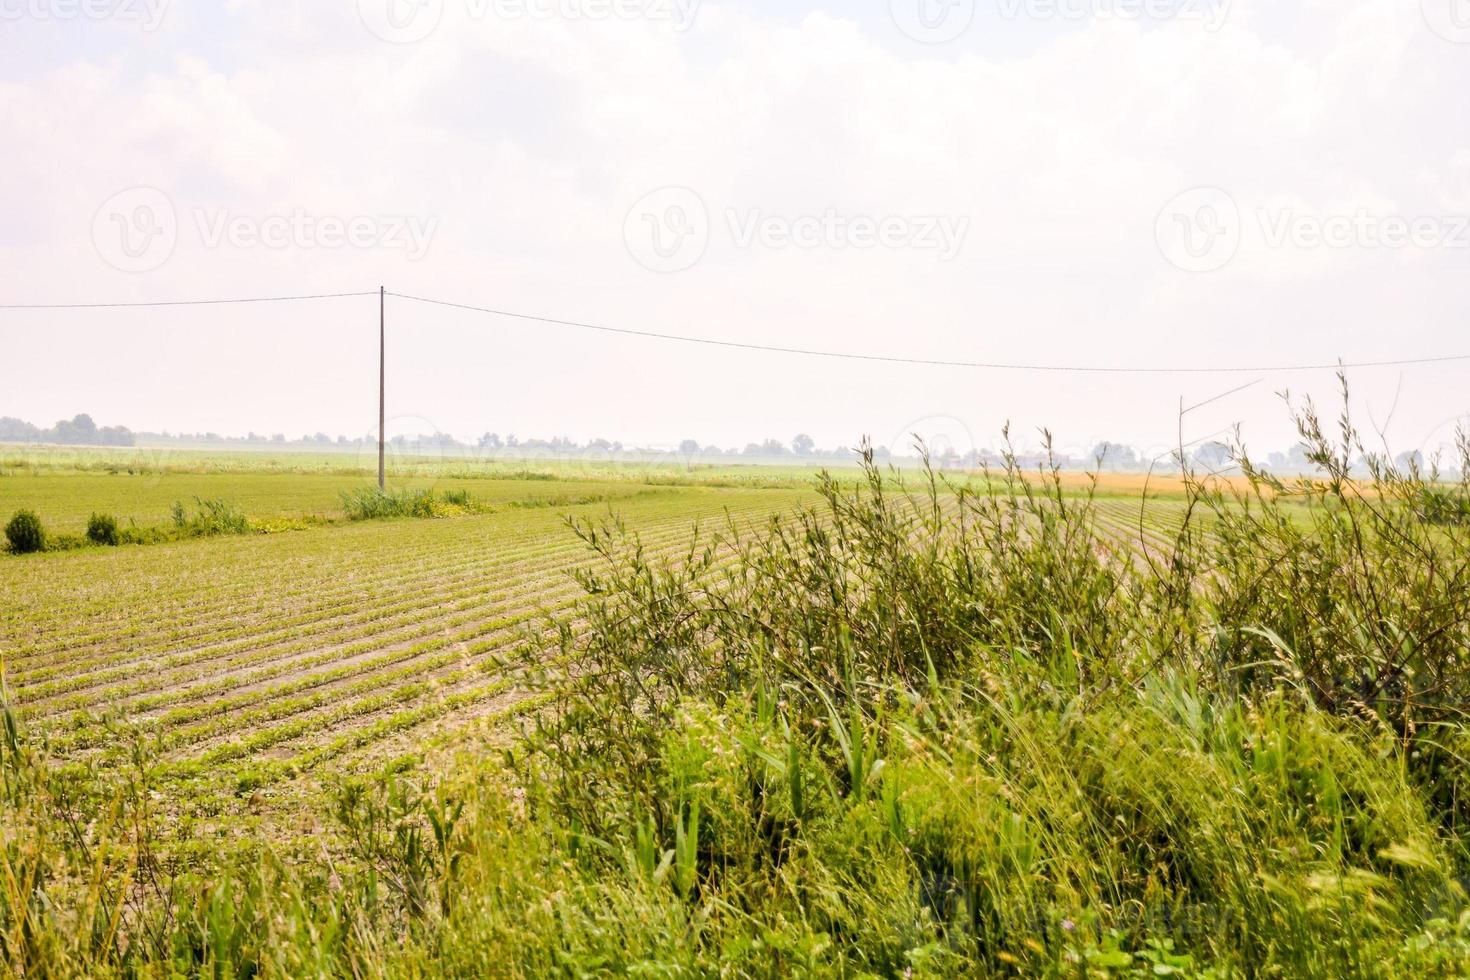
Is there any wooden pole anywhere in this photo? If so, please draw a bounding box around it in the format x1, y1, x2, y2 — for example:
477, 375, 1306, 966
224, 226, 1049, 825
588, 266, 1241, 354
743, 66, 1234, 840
378, 286, 385, 491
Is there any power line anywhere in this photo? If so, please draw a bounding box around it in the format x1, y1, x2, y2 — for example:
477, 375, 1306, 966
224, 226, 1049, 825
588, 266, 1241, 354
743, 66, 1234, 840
388, 291, 1470, 376
3, 285, 1467, 376
1183, 379, 1264, 415
0, 291, 376, 310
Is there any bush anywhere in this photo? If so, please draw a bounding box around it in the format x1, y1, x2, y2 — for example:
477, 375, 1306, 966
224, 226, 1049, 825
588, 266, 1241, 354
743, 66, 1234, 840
86, 512, 119, 546
5, 509, 45, 554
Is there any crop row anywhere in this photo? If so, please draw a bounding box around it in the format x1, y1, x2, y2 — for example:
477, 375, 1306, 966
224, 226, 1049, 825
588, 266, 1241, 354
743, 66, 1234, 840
5, 488, 748, 660
4, 488, 803, 793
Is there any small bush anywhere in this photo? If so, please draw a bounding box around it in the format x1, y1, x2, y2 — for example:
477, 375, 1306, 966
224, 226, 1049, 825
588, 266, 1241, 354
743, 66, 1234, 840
86, 512, 119, 546
5, 509, 45, 554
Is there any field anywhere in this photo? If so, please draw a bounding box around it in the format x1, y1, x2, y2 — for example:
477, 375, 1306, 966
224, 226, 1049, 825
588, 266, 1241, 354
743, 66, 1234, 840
0, 448, 1195, 798
0, 452, 815, 830
4, 421, 1469, 977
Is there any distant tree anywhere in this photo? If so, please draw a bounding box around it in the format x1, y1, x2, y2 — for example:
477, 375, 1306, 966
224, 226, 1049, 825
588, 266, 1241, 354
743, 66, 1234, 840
1193, 441, 1232, 470
792, 433, 815, 456
98, 425, 134, 446
761, 438, 788, 455
0, 417, 41, 442
272, 433, 286, 443
48, 414, 99, 444
743, 443, 762, 456
1286, 443, 1314, 472
1395, 450, 1426, 474
1092, 441, 1139, 471
679, 439, 701, 455
63, 414, 99, 441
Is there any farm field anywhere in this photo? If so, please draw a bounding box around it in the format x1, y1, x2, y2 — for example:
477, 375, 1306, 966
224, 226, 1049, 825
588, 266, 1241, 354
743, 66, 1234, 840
2, 437, 1470, 975
0, 469, 671, 533
0, 454, 1211, 814
0, 472, 813, 829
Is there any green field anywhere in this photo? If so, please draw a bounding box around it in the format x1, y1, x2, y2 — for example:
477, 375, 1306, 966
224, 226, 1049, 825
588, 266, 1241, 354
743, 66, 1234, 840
4, 432, 1469, 977
0, 470, 673, 532
0, 458, 812, 829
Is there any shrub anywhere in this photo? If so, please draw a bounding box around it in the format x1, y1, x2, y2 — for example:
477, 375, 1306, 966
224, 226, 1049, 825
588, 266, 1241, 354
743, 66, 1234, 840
86, 512, 119, 546
5, 509, 45, 554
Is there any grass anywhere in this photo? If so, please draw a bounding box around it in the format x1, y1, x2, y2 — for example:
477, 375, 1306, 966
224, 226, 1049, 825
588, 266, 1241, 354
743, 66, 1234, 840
2, 385, 1469, 975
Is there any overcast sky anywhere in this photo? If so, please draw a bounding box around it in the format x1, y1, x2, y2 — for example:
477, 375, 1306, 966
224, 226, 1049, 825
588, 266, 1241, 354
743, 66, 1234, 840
2, 0, 1469, 459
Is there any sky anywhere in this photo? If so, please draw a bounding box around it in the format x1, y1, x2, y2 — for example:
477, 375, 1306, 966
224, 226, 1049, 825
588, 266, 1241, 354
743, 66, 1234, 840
2, 0, 1469, 461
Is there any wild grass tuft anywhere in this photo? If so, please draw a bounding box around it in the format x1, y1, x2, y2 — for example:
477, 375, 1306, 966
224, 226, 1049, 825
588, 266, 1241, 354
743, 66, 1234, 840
169, 497, 251, 537
340, 486, 483, 521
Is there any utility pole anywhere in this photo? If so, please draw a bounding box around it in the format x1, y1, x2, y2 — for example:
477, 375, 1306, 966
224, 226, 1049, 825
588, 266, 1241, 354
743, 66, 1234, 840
378, 286, 386, 491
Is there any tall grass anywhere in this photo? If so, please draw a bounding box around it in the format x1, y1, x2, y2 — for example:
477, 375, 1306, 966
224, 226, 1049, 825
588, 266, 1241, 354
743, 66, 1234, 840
339, 486, 480, 521
169, 497, 250, 537
2, 384, 1469, 976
